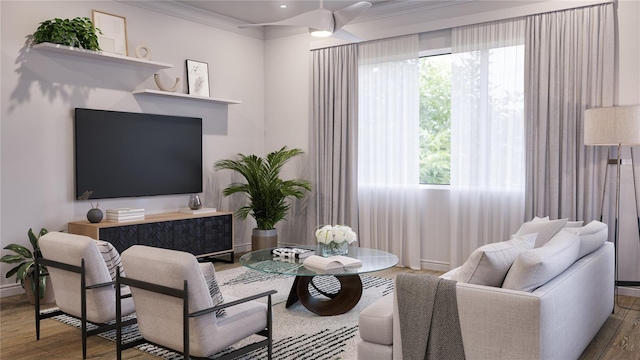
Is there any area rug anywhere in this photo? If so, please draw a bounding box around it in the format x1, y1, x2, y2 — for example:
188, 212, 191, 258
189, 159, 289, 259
52, 266, 394, 360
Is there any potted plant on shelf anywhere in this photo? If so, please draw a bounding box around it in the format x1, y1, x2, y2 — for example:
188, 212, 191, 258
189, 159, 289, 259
215, 146, 312, 250
0, 228, 55, 304
32, 17, 102, 51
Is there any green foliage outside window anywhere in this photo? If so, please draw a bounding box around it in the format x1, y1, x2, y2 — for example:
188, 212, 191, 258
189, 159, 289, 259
419, 54, 451, 185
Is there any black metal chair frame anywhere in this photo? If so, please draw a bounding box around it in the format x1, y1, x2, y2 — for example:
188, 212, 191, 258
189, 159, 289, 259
115, 268, 276, 360
34, 256, 136, 359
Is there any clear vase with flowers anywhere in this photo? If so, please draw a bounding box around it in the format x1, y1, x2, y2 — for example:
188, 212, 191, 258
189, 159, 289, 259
315, 225, 358, 257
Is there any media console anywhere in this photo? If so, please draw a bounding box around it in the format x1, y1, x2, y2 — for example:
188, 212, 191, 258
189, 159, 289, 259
68, 211, 234, 262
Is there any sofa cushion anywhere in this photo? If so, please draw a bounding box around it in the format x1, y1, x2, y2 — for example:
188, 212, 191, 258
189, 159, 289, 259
357, 340, 393, 360
452, 234, 537, 286
513, 218, 568, 247
502, 230, 580, 292
199, 262, 226, 316
563, 220, 608, 258
359, 293, 394, 345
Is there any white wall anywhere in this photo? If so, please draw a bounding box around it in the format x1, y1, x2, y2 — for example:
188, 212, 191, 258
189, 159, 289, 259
2, 0, 638, 297
0, 1, 265, 296
613, 0, 640, 297
262, 0, 640, 284
263, 32, 311, 245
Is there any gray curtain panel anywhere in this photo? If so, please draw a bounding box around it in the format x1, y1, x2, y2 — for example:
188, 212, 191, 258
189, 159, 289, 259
308, 44, 359, 243
524, 3, 614, 222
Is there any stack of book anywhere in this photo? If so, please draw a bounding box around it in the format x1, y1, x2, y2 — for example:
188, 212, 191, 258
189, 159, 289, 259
271, 247, 315, 259
106, 208, 145, 222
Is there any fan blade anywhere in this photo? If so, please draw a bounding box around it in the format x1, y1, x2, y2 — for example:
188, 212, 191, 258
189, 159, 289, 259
331, 28, 366, 42
238, 8, 334, 32
333, 1, 371, 31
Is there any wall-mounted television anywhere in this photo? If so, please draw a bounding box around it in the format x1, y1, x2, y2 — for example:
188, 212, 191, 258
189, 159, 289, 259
74, 108, 203, 200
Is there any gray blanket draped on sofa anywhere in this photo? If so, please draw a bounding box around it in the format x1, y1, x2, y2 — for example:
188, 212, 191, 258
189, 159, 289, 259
396, 274, 465, 360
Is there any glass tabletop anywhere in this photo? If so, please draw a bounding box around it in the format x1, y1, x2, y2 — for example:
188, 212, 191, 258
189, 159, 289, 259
239, 246, 399, 276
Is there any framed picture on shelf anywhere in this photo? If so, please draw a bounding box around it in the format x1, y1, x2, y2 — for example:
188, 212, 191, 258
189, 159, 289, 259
186, 59, 210, 97
92, 10, 128, 56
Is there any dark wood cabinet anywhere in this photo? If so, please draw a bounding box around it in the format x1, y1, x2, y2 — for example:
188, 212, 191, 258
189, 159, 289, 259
68, 212, 234, 261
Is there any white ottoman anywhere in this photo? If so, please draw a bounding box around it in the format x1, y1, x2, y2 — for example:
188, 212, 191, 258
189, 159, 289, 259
357, 293, 394, 360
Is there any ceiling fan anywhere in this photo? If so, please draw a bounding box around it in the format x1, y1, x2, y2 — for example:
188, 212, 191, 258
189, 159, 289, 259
237, 0, 372, 41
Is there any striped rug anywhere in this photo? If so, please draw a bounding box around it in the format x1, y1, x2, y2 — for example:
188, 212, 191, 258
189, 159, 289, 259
52, 266, 394, 360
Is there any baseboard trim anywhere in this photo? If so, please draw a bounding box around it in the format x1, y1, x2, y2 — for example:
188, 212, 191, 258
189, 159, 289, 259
420, 259, 451, 272
1, 283, 25, 298
234, 244, 252, 254
617, 286, 640, 298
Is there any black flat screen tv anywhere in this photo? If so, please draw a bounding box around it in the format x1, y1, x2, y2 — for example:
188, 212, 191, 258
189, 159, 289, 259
74, 108, 203, 199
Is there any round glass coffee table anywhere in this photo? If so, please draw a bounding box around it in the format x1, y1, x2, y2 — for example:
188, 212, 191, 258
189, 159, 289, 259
240, 246, 398, 316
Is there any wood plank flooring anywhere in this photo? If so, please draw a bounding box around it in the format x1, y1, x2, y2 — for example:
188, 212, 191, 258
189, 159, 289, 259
1, 255, 638, 359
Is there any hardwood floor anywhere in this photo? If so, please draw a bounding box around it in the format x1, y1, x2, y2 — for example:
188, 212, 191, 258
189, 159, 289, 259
1, 256, 638, 359
0, 257, 245, 360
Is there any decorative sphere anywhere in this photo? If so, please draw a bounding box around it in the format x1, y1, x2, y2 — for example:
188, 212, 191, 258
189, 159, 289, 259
87, 208, 103, 223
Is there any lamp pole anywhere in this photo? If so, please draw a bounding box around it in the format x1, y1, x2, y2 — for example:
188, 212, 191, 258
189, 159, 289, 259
615, 144, 640, 288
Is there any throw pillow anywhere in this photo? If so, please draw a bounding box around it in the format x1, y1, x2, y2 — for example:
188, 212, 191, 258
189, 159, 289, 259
93, 240, 125, 281
564, 221, 584, 228
199, 262, 225, 316
513, 218, 568, 248
563, 220, 608, 258
531, 216, 550, 222
452, 234, 537, 287
502, 230, 580, 292
532, 216, 582, 228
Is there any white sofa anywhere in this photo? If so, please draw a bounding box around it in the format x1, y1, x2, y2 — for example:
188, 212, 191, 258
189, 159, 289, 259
357, 241, 614, 360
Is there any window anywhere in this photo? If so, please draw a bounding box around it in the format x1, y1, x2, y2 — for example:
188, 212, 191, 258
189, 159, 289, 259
419, 53, 451, 185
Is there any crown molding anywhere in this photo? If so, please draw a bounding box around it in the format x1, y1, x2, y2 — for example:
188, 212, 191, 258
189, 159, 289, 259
355, 0, 476, 23
116, 0, 265, 40
118, 0, 610, 45
116, 0, 479, 42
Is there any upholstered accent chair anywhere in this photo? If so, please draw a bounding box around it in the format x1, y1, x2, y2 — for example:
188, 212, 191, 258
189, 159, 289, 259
117, 245, 276, 360
36, 231, 136, 359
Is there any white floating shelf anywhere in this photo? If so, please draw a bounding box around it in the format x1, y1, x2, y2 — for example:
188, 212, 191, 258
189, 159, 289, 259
132, 89, 242, 105
32, 42, 174, 70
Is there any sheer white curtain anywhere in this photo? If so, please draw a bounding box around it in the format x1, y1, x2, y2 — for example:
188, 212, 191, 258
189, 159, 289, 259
357, 34, 421, 269
449, 19, 526, 267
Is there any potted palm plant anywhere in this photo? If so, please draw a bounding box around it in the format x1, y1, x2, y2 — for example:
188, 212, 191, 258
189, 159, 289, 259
0, 228, 55, 304
215, 146, 312, 250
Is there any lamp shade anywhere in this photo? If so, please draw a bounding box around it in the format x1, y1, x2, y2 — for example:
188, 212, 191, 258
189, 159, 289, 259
584, 105, 640, 145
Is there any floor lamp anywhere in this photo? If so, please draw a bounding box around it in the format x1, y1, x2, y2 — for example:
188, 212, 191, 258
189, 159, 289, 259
584, 105, 640, 288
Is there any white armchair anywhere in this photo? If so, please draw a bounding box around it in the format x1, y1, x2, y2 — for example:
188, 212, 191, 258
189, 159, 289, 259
117, 245, 276, 360
37, 231, 136, 359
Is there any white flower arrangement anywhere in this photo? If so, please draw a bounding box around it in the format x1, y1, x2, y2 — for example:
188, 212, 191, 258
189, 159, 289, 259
315, 225, 358, 244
